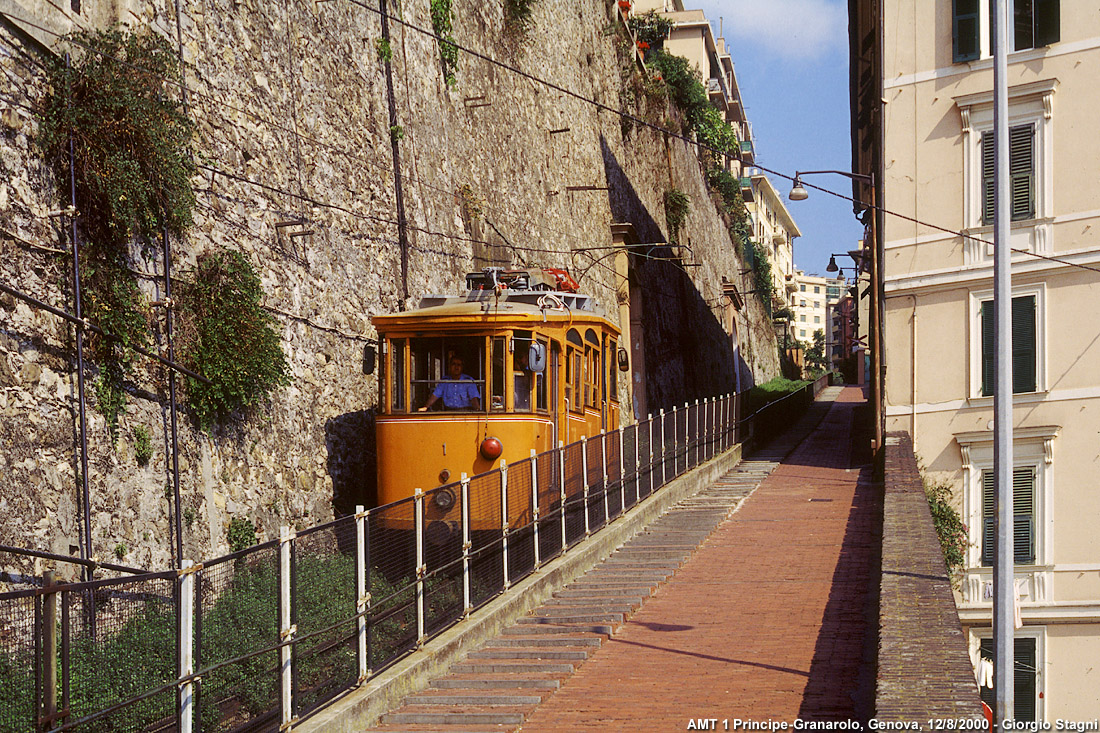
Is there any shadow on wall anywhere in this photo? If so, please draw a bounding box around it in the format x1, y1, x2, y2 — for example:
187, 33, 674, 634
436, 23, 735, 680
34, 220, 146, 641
599, 135, 745, 409
325, 410, 377, 516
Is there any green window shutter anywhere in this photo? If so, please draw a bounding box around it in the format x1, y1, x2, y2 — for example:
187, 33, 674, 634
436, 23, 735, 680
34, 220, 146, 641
1009, 125, 1035, 221
983, 126, 1034, 225
982, 470, 995, 566
980, 467, 1035, 565
979, 638, 1038, 721
1012, 295, 1037, 393
1013, 466, 1036, 564
981, 300, 995, 396
1034, 0, 1060, 46
1015, 638, 1038, 720
954, 0, 981, 62
982, 131, 995, 225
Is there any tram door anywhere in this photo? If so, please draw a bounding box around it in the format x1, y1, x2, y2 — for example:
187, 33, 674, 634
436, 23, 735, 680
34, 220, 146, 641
550, 341, 561, 449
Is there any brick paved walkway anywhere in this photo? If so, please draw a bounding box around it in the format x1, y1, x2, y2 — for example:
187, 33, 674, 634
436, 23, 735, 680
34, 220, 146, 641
519, 386, 878, 730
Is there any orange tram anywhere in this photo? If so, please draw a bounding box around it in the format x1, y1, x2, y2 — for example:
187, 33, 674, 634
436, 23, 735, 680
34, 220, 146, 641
373, 268, 623, 532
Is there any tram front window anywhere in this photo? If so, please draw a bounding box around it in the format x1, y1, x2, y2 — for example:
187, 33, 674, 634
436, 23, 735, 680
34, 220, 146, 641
412, 337, 485, 411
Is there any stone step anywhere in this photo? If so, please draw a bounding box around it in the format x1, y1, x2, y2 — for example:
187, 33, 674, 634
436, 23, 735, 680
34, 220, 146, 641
516, 612, 624, 625
450, 660, 575, 674
380, 708, 528, 726
484, 635, 601, 648
541, 596, 643, 608
404, 691, 546, 706
467, 648, 589, 661
553, 587, 652, 598
532, 605, 634, 616
429, 675, 561, 690
501, 623, 614, 635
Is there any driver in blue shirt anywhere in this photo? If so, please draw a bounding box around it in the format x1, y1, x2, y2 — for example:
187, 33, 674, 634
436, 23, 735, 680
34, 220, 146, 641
420, 356, 481, 411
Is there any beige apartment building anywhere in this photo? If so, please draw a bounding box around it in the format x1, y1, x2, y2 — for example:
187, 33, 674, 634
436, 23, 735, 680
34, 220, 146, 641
792, 270, 845, 348
853, 0, 1100, 719
748, 175, 800, 325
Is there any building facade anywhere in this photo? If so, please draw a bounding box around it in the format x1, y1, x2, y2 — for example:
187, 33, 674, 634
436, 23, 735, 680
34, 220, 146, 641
852, 0, 1100, 718
792, 270, 845, 348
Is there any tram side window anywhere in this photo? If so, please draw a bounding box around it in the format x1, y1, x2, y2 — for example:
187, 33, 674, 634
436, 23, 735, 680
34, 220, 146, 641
535, 337, 549, 412
585, 329, 600, 409
390, 339, 406, 413
411, 336, 485, 411
607, 338, 618, 401
566, 329, 583, 413
512, 331, 533, 413
491, 337, 506, 411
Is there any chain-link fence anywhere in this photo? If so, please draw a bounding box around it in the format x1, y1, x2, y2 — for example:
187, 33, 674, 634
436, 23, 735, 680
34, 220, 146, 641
1, 391, 765, 731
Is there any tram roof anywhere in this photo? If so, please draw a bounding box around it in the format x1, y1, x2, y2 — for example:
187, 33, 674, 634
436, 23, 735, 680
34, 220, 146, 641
373, 289, 618, 332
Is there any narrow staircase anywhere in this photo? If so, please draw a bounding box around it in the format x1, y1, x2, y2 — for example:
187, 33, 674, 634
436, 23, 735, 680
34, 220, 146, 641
365, 460, 780, 732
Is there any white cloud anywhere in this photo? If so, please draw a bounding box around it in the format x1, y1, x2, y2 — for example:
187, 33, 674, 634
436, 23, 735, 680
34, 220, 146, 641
703, 0, 847, 60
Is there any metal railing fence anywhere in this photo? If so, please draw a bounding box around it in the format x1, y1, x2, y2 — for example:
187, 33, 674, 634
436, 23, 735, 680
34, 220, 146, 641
0, 387, 832, 732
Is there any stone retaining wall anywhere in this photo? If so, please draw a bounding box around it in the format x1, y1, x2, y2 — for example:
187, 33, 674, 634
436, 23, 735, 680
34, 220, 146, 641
0, 0, 780, 571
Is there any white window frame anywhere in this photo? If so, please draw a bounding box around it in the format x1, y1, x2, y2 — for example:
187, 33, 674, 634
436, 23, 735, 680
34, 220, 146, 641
956, 426, 1058, 574
956, 81, 1057, 264
971, 1, 1056, 58
968, 282, 1046, 400
969, 626, 1046, 721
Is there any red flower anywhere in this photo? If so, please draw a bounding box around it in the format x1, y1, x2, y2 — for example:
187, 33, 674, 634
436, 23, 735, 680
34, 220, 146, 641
637, 40, 650, 50
618, 0, 631, 9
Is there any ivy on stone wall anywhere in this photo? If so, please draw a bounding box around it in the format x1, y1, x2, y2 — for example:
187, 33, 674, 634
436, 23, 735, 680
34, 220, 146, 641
430, 0, 458, 86
38, 27, 195, 441
504, 0, 538, 30
663, 188, 690, 245
38, 27, 290, 437
176, 249, 290, 432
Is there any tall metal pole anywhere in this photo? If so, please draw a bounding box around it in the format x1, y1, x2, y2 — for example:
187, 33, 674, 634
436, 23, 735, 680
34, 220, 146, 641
163, 229, 184, 569
992, 0, 1015, 722
66, 53, 94, 593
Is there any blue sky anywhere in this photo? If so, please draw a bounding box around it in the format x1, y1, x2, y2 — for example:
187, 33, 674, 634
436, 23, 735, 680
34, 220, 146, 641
692, 0, 864, 278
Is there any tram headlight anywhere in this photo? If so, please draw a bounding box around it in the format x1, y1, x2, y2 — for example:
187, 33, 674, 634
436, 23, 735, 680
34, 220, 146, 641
480, 436, 503, 461
432, 487, 456, 512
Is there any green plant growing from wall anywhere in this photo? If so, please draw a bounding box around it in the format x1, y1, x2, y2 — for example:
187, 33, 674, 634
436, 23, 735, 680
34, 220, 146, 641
132, 424, 152, 466
663, 188, 690, 244
177, 249, 291, 432
628, 10, 674, 56
744, 240, 775, 316
925, 479, 968, 583
504, 0, 538, 30
227, 516, 258, 553
114, 543, 128, 559
38, 27, 195, 437
375, 37, 393, 63
430, 0, 458, 86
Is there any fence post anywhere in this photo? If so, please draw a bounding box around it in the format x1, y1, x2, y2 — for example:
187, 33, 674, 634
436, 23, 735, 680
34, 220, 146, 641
278, 526, 294, 729
355, 505, 369, 683
634, 422, 641, 505
690, 396, 699, 464
42, 571, 57, 732
179, 562, 195, 733
558, 442, 567, 549
501, 460, 510, 590
580, 436, 590, 537
658, 409, 666, 487
670, 405, 678, 477
705, 397, 712, 460
600, 430, 609, 524
618, 428, 625, 515
530, 450, 540, 569
461, 474, 471, 616
414, 488, 426, 645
